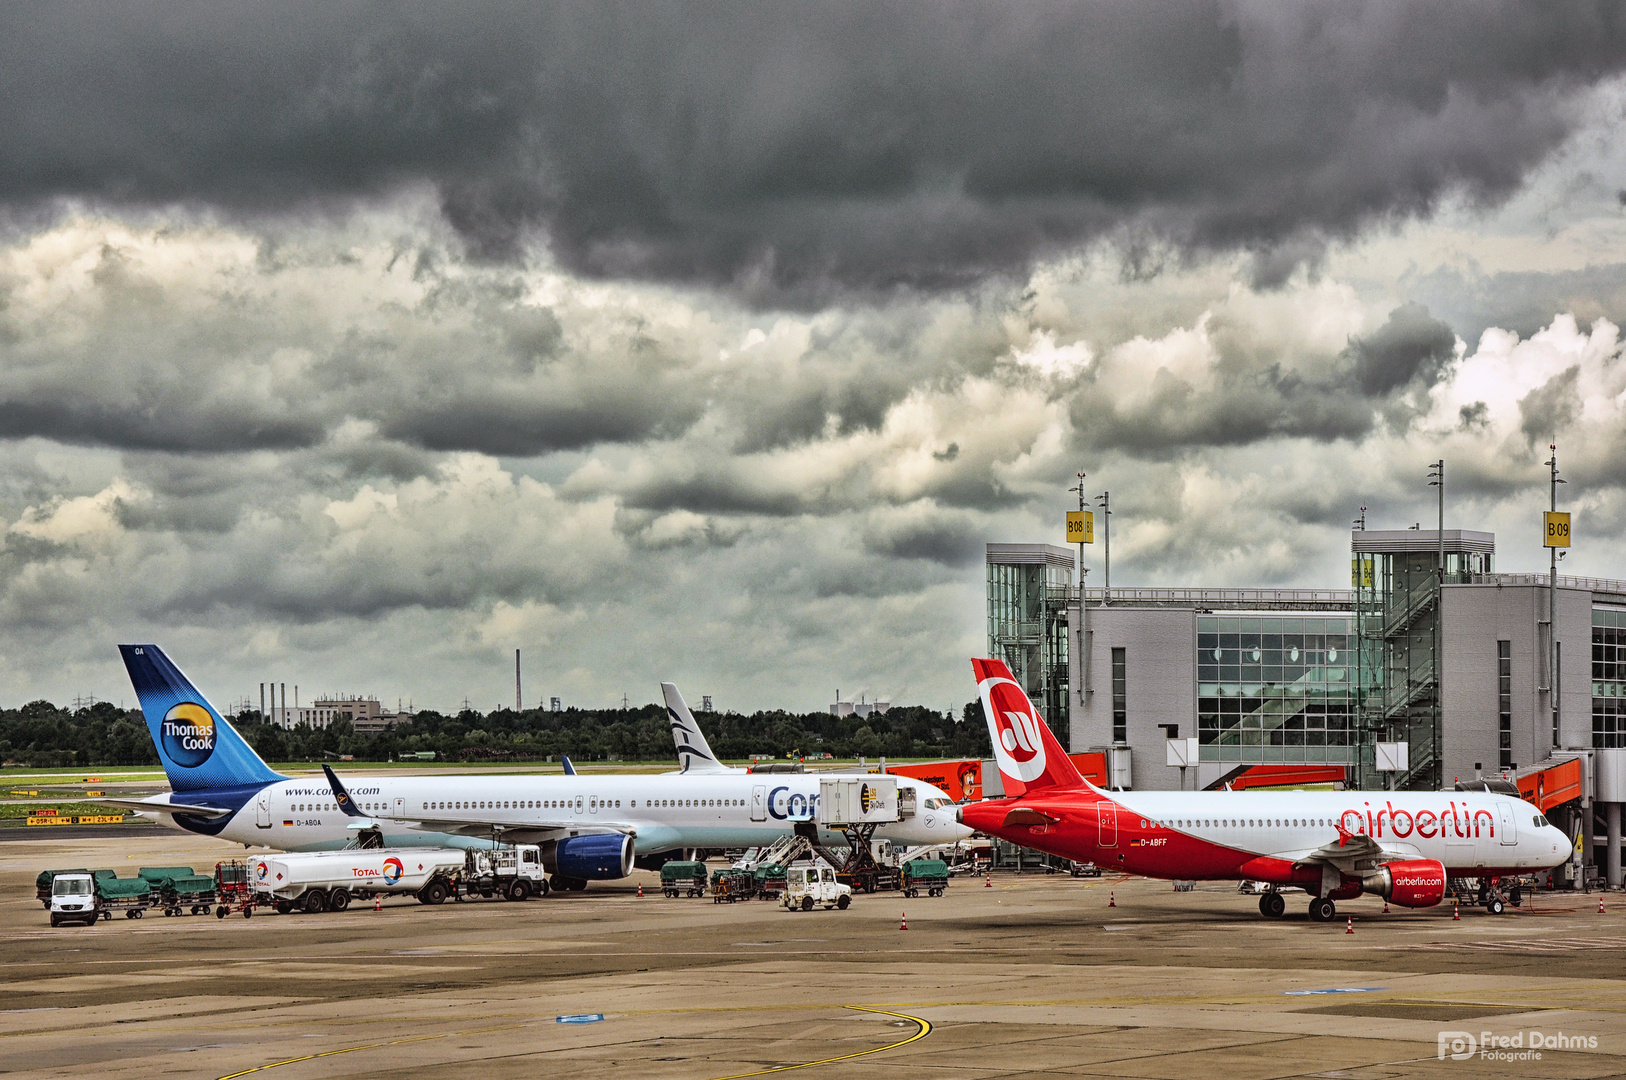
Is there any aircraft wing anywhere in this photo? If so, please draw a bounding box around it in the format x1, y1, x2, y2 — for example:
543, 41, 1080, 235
1286, 833, 1421, 870
319, 765, 635, 843
91, 797, 235, 820
381, 816, 635, 844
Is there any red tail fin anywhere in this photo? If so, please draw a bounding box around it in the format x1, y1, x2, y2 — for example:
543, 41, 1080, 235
971, 658, 1085, 796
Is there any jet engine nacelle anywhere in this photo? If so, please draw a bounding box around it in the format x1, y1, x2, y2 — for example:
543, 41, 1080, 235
552, 833, 634, 880
1361, 858, 1446, 908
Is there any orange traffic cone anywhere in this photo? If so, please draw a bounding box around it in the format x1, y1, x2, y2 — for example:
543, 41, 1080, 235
1452, 902, 1460, 921
374, 895, 381, 912
899, 911, 908, 930
638, 883, 644, 899
984, 873, 992, 888
1345, 916, 1354, 935
1600, 896, 1606, 914
1108, 891, 1116, 908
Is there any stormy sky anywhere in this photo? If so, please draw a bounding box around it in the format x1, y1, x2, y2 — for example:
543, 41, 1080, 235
4, 2, 1626, 714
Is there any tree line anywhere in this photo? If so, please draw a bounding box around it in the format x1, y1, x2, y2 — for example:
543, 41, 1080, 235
0, 698, 993, 768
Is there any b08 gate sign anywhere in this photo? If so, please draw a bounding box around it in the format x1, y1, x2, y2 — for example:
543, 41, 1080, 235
1544, 511, 1571, 548
1066, 510, 1094, 544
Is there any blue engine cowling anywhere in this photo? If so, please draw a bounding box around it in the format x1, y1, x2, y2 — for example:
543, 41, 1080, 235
553, 833, 634, 880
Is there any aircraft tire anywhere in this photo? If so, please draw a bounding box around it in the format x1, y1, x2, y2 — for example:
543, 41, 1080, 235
1488, 898, 1504, 915
1308, 897, 1335, 922
570, 878, 587, 892
1259, 892, 1286, 918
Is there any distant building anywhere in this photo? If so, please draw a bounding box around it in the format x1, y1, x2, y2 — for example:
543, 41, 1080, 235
830, 692, 890, 718
277, 696, 407, 733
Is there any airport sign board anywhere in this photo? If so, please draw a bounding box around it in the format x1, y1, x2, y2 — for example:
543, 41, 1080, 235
1544, 511, 1570, 548
1066, 510, 1094, 544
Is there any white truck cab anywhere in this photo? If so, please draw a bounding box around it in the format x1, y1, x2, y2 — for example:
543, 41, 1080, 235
49, 873, 99, 927
782, 861, 852, 912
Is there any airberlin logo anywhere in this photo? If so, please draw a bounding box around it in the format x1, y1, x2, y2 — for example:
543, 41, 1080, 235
982, 677, 1047, 782
382, 858, 404, 885
160, 702, 216, 768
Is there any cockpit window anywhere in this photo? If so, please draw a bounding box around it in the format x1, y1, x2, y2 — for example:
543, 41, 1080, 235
1534, 814, 1549, 828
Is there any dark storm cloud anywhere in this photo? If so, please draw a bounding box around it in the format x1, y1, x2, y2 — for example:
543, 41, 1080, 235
2, 3, 1623, 301
1347, 302, 1457, 395
1518, 365, 1583, 443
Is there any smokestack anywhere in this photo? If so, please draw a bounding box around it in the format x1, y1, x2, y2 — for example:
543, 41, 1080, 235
516, 649, 522, 711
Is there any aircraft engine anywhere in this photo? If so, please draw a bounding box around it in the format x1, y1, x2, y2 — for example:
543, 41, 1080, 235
552, 833, 634, 880
1361, 858, 1446, 908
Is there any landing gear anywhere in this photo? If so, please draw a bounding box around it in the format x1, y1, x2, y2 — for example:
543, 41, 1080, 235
1308, 896, 1337, 922
1258, 891, 1286, 918
1487, 897, 1505, 915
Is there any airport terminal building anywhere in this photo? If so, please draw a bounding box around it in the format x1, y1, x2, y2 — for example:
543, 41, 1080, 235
987, 531, 1626, 888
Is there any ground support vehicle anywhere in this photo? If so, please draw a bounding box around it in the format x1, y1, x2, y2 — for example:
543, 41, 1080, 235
37, 869, 91, 908
47, 872, 100, 927
212, 860, 257, 918
159, 875, 218, 916
710, 868, 756, 902
754, 863, 788, 901
781, 860, 852, 912
93, 870, 154, 919
660, 860, 708, 898
901, 859, 949, 898
1070, 862, 1103, 878
133, 867, 215, 916
456, 846, 548, 901
252, 848, 468, 913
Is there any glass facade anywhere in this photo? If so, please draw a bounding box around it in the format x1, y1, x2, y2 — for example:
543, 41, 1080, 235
986, 558, 1072, 738
1594, 608, 1626, 749
1351, 546, 1487, 788
1497, 640, 1512, 768
1197, 615, 1356, 764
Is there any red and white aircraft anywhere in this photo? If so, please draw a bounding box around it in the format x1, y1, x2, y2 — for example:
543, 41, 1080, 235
958, 658, 1571, 920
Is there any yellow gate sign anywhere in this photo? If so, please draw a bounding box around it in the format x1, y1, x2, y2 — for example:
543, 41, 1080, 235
1544, 511, 1571, 548
1066, 510, 1094, 544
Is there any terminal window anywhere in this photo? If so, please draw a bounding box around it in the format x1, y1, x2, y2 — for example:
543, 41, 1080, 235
1111, 648, 1127, 743
1196, 616, 1353, 764
1594, 608, 1626, 749
1498, 640, 1512, 768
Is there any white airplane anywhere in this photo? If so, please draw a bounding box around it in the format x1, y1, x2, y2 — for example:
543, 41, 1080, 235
104, 645, 970, 892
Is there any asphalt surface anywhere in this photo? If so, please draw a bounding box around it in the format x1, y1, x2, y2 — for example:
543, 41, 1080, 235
4, 831, 1626, 1079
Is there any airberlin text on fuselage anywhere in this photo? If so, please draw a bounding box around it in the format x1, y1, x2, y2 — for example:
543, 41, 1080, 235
1338, 800, 1497, 840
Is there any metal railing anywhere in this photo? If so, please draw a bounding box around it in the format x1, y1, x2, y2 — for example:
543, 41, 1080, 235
1076, 586, 1353, 610
1472, 572, 1626, 598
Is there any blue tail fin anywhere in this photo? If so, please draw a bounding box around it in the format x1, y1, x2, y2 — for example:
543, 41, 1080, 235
118, 645, 284, 792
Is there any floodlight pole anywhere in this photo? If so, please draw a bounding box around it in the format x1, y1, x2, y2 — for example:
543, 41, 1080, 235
1070, 472, 1089, 702
1547, 445, 1565, 750
1095, 491, 1111, 604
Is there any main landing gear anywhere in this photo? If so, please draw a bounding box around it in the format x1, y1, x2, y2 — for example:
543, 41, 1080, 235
1258, 891, 1286, 918
1307, 896, 1337, 922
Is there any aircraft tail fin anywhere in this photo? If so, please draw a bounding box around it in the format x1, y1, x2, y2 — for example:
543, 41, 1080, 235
662, 682, 731, 773
971, 657, 1085, 797
119, 645, 284, 792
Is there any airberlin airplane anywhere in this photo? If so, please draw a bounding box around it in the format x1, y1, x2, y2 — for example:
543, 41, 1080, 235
958, 658, 1571, 921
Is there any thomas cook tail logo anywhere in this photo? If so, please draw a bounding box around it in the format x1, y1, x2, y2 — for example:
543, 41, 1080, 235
161, 703, 216, 768
382, 858, 404, 885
